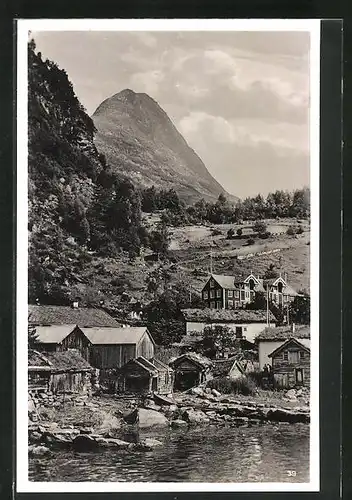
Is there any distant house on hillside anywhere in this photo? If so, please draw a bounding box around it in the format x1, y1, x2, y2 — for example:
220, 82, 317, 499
255, 324, 310, 369
201, 273, 298, 310
80, 326, 155, 370
268, 338, 310, 388
181, 308, 276, 343
28, 303, 121, 328
28, 349, 95, 395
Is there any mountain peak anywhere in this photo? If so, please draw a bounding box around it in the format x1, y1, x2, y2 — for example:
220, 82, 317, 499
92, 91, 237, 204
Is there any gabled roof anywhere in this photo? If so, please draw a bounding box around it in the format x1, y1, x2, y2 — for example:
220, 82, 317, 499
268, 338, 311, 358
28, 349, 94, 371
28, 304, 120, 328
151, 358, 173, 372
34, 324, 78, 344
181, 308, 276, 324
243, 274, 261, 285
169, 352, 213, 370
211, 357, 240, 377
263, 276, 286, 287
256, 325, 310, 341
207, 274, 238, 290
80, 326, 154, 345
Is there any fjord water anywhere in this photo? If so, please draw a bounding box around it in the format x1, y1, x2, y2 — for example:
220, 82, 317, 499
29, 424, 309, 483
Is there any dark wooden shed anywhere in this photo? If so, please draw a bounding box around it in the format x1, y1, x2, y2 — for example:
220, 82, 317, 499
169, 352, 213, 391
268, 338, 310, 389
34, 324, 91, 361
116, 357, 174, 395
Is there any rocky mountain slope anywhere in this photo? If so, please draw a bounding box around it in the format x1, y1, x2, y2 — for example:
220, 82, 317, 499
92, 89, 236, 204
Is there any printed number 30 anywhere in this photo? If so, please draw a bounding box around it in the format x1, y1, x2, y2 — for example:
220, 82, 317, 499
287, 470, 297, 477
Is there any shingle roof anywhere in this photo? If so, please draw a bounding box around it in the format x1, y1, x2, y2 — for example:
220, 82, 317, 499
34, 324, 78, 344
268, 338, 311, 358
211, 357, 239, 377
28, 349, 93, 371
255, 325, 310, 341
80, 326, 153, 345
181, 308, 276, 323
28, 305, 120, 328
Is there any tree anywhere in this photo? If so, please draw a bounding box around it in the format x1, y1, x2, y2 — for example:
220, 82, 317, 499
28, 325, 39, 348
263, 263, 279, 279
149, 219, 169, 260
198, 325, 235, 358
289, 293, 310, 324
236, 228, 243, 236
246, 291, 266, 310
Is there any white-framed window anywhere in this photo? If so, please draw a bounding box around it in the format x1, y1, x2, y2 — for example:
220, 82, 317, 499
209, 279, 214, 288
216, 301, 221, 309
210, 290, 215, 299
245, 291, 249, 298
235, 301, 239, 308
228, 290, 233, 298
210, 301, 215, 309
216, 289, 221, 298
203, 291, 209, 299
235, 290, 240, 298
240, 291, 245, 301
228, 300, 233, 308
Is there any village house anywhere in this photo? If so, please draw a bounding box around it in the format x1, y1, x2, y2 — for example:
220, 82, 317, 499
80, 326, 155, 370
169, 352, 213, 391
201, 273, 298, 310
255, 324, 310, 369
28, 349, 95, 395
211, 356, 255, 380
181, 308, 276, 344
117, 357, 174, 395
32, 324, 92, 361
268, 338, 310, 388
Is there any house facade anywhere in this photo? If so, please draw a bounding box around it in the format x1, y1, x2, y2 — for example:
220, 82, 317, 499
181, 308, 276, 344
268, 338, 310, 388
201, 273, 298, 310
170, 352, 213, 391
255, 325, 310, 369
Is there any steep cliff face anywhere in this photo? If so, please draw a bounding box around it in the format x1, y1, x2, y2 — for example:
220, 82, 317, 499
93, 89, 236, 204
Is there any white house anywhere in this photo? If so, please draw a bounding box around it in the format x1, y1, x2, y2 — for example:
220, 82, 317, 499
181, 308, 276, 344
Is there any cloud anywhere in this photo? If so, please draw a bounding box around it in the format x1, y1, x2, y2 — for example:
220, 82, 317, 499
129, 70, 165, 95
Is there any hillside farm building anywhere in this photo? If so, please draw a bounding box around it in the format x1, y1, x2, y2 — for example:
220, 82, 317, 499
201, 273, 298, 310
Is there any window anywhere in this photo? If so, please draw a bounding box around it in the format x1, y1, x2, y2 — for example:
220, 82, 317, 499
288, 351, 299, 363
235, 301, 239, 308
228, 300, 233, 308
210, 301, 215, 309
216, 301, 222, 309
249, 279, 255, 291
300, 351, 305, 359
228, 290, 233, 298
210, 290, 215, 299
240, 291, 245, 301
203, 291, 208, 299
235, 290, 240, 298
216, 289, 221, 298
245, 291, 249, 298
210, 279, 214, 288
243, 326, 247, 332
283, 351, 288, 360
278, 282, 283, 293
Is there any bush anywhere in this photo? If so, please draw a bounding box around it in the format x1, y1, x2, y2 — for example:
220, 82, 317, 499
207, 376, 257, 396
259, 231, 271, 239
253, 220, 267, 234
296, 225, 304, 234
227, 228, 235, 239
211, 228, 222, 236
247, 238, 255, 245
236, 228, 243, 236
286, 226, 295, 236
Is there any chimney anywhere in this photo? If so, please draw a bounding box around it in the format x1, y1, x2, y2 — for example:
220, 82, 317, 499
291, 323, 296, 334
284, 272, 288, 282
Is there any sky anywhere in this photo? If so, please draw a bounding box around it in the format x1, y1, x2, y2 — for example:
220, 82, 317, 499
31, 30, 311, 198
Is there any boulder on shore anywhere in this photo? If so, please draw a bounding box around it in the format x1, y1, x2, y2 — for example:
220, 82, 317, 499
171, 419, 188, 429
73, 434, 99, 451
182, 409, 210, 424
123, 408, 169, 428
29, 445, 51, 457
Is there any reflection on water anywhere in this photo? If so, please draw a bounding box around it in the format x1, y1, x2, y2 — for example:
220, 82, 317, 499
29, 423, 309, 483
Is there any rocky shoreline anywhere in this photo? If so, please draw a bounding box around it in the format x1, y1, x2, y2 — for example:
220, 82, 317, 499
28, 388, 309, 457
